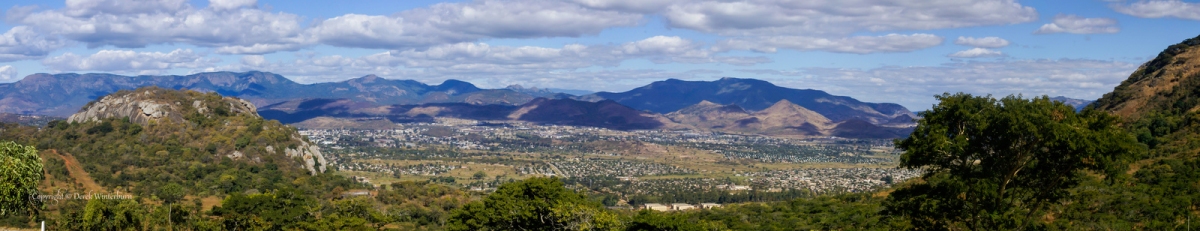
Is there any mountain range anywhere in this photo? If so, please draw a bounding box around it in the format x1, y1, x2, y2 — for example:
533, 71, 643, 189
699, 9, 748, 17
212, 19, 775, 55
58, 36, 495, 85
581, 77, 915, 124
0, 71, 534, 116
0, 71, 924, 138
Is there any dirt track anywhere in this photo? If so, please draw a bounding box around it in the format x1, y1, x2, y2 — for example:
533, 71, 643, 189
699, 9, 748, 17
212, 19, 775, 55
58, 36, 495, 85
47, 149, 105, 193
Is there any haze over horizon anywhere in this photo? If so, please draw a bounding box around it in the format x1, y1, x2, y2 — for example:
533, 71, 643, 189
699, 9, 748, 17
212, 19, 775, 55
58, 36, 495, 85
1, 0, 1199, 110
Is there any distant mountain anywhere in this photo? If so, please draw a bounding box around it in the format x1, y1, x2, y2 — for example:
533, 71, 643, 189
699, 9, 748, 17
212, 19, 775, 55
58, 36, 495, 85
0, 71, 536, 117
583, 77, 914, 124
546, 88, 594, 96
505, 85, 577, 98
260, 97, 671, 130
1050, 96, 1095, 111
666, 100, 912, 138
0, 113, 63, 127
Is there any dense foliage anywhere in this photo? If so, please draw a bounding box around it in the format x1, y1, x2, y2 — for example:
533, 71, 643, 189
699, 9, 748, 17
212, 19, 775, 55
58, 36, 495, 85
885, 93, 1141, 230
0, 141, 41, 218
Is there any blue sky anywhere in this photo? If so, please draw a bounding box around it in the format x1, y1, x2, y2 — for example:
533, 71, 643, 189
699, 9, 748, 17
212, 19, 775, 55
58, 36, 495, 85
1, 0, 1199, 110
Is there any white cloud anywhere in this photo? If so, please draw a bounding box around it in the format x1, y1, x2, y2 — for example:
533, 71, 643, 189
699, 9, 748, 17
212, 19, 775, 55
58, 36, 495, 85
213, 36, 767, 83
744, 59, 1138, 109
954, 36, 1010, 48
63, 0, 187, 17
0, 26, 70, 61
948, 48, 1005, 58
42, 49, 219, 74
570, 0, 678, 13
15, 0, 308, 54
714, 33, 945, 54
9, 0, 645, 53
0, 65, 17, 82
1035, 14, 1120, 34
307, 0, 643, 49
661, 0, 1037, 36
208, 0, 257, 11
1112, 0, 1200, 20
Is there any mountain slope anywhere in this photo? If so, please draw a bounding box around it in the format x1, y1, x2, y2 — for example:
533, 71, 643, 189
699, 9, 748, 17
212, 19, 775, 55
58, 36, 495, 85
667, 100, 910, 138
0, 71, 536, 116
585, 77, 914, 124
0, 87, 347, 200
1094, 34, 1200, 152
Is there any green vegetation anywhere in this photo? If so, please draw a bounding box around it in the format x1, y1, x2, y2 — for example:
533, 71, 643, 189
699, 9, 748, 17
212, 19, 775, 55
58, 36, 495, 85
3, 78, 1200, 230
448, 177, 621, 231
885, 93, 1141, 230
0, 141, 41, 219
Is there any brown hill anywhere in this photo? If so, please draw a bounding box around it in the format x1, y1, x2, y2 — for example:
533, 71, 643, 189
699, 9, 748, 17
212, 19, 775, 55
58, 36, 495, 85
753, 99, 833, 131
665, 99, 909, 138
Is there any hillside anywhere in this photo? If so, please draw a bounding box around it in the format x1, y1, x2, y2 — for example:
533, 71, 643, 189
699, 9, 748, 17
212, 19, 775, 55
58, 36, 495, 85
0, 87, 348, 200
1068, 33, 1200, 228
667, 100, 911, 138
1093, 34, 1200, 151
0, 71, 536, 116
585, 77, 916, 124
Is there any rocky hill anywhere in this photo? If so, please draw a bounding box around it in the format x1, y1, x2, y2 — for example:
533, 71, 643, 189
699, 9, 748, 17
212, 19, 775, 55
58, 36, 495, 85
583, 77, 916, 124
0, 71, 537, 116
69, 87, 327, 174
0, 86, 343, 200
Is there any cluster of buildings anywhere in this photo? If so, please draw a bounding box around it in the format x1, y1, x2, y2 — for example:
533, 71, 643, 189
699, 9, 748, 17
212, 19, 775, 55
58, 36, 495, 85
640, 203, 721, 211
739, 168, 921, 193
550, 159, 695, 177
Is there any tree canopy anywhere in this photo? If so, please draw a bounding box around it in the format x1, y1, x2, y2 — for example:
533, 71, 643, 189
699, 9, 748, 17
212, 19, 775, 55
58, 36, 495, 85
0, 141, 42, 218
447, 177, 621, 231
883, 93, 1142, 230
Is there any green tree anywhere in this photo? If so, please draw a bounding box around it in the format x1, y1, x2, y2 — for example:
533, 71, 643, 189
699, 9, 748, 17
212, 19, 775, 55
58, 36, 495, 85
0, 141, 42, 218
883, 93, 1141, 230
447, 177, 621, 231
472, 171, 487, 181
157, 183, 186, 204
80, 198, 145, 231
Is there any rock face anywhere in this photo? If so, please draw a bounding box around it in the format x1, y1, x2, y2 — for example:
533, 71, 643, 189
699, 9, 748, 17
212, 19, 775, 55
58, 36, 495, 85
65, 86, 328, 175
285, 136, 329, 174
67, 87, 259, 126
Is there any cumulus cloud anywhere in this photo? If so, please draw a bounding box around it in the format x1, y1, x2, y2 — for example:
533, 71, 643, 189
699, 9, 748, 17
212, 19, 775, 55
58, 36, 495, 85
955, 36, 1010, 48
1112, 0, 1200, 20
570, 0, 678, 13
208, 0, 257, 11
42, 49, 219, 74
661, 0, 1037, 36
62, 0, 188, 17
212, 36, 766, 83
16, 0, 307, 54
8, 0, 645, 53
714, 34, 944, 54
1035, 14, 1120, 34
0, 26, 71, 61
948, 48, 1005, 58
743, 59, 1138, 109
308, 0, 642, 49
0, 65, 17, 82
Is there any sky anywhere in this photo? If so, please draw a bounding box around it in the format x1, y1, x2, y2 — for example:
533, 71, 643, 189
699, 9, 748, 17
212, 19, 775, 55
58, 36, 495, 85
1, 0, 1199, 110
